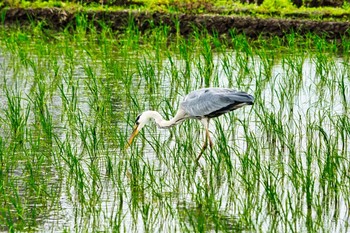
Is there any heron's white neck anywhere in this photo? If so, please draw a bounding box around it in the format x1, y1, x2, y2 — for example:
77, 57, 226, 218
143, 110, 183, 128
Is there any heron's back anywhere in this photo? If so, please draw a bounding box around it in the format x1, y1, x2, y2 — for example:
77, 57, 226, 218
180, 88, 254, 118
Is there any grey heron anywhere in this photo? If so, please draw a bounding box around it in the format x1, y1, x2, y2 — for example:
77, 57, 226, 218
127, 87, 254, 161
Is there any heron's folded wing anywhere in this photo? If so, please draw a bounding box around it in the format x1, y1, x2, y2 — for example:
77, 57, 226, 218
181, 88, 249, 117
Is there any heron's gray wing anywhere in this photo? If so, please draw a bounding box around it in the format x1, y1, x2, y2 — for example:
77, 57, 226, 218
180, 88, 254, 118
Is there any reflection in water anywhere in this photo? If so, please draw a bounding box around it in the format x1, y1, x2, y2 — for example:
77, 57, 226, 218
177, 201, 247, 232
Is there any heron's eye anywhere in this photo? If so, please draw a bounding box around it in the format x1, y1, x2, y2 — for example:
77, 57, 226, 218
135, 114, 141, 124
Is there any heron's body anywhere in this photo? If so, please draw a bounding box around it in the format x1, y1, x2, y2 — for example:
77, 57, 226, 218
127, 87, 254, 160
181, 88, 254, 118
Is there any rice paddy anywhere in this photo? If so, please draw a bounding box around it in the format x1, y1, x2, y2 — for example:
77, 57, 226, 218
0, 19, 349, 232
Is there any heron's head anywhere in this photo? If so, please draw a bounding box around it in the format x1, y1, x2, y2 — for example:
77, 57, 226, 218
126, 112, 152, 148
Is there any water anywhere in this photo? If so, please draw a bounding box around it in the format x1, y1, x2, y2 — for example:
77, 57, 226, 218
0, 33, 349, 232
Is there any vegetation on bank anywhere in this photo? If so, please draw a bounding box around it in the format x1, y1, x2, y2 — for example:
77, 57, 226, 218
1, 0, 350, 21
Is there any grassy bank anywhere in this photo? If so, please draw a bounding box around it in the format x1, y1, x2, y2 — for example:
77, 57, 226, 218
2, 0, 350, 21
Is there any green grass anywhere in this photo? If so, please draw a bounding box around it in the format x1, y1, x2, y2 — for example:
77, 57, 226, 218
0, 19, 349, 232
2, 0, 350, 21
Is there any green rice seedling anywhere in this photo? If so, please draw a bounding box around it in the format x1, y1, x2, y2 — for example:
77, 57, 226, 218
84, 64, 100, 112
192, 29, 214, 87
285, 31, 297, 49
282, 52, 305, 81
261, 164, 284, 222
59, 79, 78, 127
120, 16, 141, 52
27, 82, 53, 144
303, 125, 316, 212
220, 50, 234, 83
136, 57, 160, 102
147, 24, 171, 64
2, 83, 30, 144
215, 128, 232, 169
229, 30, 252, 55
316, 125, 340, 194
75, 13, 90, 39
233, 51, 254, 86
177, 37, 194, 84
61, 138, 88, 205
338, 63, 349, 113
333, 115, 349, 155
256, 48, 275, 80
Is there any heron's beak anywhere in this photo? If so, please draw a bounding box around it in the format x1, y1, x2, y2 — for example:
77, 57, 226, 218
125, 125, 139, 149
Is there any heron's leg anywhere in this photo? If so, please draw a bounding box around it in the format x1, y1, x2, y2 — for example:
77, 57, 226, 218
196, 135, 208, 162
206, 127, 213, 148
196, 118, 211, 161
